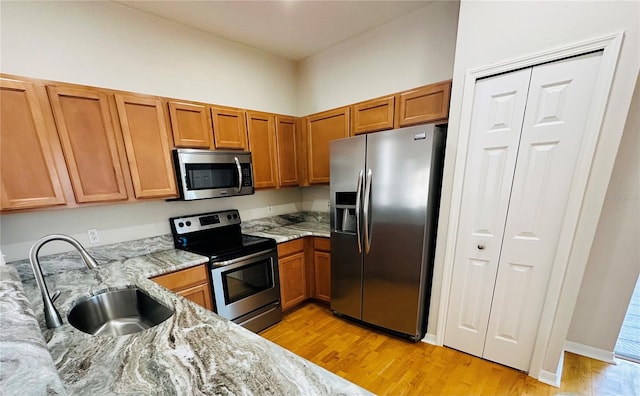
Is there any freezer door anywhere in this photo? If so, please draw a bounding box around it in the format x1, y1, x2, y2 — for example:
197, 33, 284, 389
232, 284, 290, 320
361, 125, 439, 337
330, 135, 366, 320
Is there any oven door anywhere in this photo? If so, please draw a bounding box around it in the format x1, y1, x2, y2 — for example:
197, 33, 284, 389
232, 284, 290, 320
210, 249, 280, 320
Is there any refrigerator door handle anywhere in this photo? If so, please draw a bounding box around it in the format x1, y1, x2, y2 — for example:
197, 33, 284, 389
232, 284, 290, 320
363, 168, 373, 254
355, 170, 364, 253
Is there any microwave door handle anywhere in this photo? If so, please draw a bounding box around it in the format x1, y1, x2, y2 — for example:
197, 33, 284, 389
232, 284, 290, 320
234, 157, 242, 193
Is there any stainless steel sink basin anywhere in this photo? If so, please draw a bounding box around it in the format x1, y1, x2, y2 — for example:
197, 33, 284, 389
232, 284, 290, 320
68, 288, 174, 336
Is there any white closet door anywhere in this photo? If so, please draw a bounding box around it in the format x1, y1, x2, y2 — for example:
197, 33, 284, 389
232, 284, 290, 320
443, 68, 531, 356
483, 52, 602, 371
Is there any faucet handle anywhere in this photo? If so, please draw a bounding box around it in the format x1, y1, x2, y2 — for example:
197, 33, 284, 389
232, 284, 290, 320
51, 290, 61, 303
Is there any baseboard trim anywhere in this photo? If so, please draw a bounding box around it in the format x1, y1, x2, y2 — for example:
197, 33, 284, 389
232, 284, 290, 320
422, 333, 438, 345
564, 341, 616, 364
538, 369, 561, 388
536, 350, 563, 387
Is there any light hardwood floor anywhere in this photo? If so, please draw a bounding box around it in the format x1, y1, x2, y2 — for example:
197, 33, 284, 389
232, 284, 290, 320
260, 303, 640, 395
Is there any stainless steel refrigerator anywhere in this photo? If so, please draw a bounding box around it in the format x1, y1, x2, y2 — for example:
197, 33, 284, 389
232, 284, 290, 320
330, 124, 446, 341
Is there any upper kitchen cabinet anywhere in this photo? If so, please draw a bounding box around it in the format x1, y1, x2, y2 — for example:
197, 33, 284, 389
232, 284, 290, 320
47, 85, 128, 203
0, 79, 67, 210
167, 101, 212, 149
115, 94, 177, 199
246, 111, 278, 189
396, 80, 452, 127
211, 106, 248, 150
305, 107, 350, 184
275, 115, 299, 187
351, 96, 395, 135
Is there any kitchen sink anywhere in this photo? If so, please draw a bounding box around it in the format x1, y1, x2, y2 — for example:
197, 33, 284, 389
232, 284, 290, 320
68, 287, 174, 336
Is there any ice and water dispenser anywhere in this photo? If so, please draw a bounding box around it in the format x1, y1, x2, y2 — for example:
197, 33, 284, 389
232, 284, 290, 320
334, 192, 357, 233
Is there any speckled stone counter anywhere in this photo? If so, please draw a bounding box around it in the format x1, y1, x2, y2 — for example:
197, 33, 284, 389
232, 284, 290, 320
0, 265, 66, 395
242, 211, 330, 242
3, 212, 369, 395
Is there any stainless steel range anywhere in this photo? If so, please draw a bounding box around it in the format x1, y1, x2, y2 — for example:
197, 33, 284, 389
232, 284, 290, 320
169, 209, 281, 333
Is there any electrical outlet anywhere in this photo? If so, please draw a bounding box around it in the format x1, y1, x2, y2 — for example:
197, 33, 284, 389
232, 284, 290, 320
327, 200, 330, 208
267, 205, 273, 213
87, 229, 100, 244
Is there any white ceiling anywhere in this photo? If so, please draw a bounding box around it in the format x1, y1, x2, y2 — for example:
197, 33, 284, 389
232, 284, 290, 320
117, 1, 432, 61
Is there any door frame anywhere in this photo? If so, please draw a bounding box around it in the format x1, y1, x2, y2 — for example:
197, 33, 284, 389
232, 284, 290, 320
436, 31, 624, 386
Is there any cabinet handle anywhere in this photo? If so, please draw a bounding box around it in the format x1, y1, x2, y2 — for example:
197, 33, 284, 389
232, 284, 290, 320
477, 244, 486, 250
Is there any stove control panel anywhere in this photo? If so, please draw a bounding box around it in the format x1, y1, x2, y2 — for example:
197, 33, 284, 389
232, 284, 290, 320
170, 209, 241, 235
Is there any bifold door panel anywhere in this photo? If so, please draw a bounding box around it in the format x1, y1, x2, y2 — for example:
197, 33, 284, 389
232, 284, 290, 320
445, 52, 603, 371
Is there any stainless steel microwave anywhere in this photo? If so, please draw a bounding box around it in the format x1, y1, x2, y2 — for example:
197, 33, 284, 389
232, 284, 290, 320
172, 149, 254, 200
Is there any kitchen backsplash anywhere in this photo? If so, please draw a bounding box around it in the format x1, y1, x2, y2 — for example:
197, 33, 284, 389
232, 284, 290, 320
9, 211, 328, 282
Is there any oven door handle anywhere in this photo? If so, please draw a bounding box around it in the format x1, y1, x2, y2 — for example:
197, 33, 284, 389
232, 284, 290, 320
212, 249, 275, 267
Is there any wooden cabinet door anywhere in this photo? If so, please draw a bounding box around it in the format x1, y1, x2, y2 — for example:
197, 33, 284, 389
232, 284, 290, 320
151, 264, 213, 310
177, 283, 213, 310
396, 80, 451, 127
313, 237, 331, 303
278, 251, 307, 311
313, 250, 331, 303
306, 107, 349, 184
47, 86, 128, 203
115, 94, 177, 198
211, 106, 248, 150
275, 115, 299, 187
168, 101, 212, 148
352, 96, 395, 135
246, 111, 278, 189
0, 79, 67, 210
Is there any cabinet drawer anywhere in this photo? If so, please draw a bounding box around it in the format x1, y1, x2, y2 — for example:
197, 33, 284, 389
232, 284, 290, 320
314, 237, 331, 252
152, 264, 208, 292
277, 238, 305, 257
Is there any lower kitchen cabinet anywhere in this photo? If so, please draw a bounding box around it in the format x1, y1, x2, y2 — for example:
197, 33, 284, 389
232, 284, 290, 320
277, 239, 308, 311
277, 237, 331, 311
151, 264, 213, 310
177, 283, 213, 310
313, 237, 331, 303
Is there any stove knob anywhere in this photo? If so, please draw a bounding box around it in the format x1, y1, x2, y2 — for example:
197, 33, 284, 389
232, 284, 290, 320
233, 214, 238, 219
178, 222, 184, 228
185, 221, 192, 227
227, 214, 232, 220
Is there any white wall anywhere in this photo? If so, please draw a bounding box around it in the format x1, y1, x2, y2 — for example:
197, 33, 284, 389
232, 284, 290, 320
567, 75, 640, 352
0, 1, 297, 114
0, 1, 300, 261
297, 1, 460, 115
441, 0, 639, 382
0, 189, 302, 262
301, 186, 330, 212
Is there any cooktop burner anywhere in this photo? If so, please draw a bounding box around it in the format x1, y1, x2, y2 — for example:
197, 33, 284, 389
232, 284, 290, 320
169, 210, 276, 263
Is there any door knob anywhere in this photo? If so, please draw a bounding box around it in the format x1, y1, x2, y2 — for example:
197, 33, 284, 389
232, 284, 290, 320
477, 244, 486, 250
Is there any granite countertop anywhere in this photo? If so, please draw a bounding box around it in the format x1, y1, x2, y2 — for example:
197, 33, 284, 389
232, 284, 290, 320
241, 211, 330, 242
1, 212, 367, 395
0, 265, 66, 395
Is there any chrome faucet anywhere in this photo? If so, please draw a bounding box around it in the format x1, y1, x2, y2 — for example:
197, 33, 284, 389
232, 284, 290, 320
29, 234, 99, 328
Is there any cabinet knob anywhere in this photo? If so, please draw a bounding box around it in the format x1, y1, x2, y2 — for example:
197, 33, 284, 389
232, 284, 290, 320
477, 244, 486, 250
